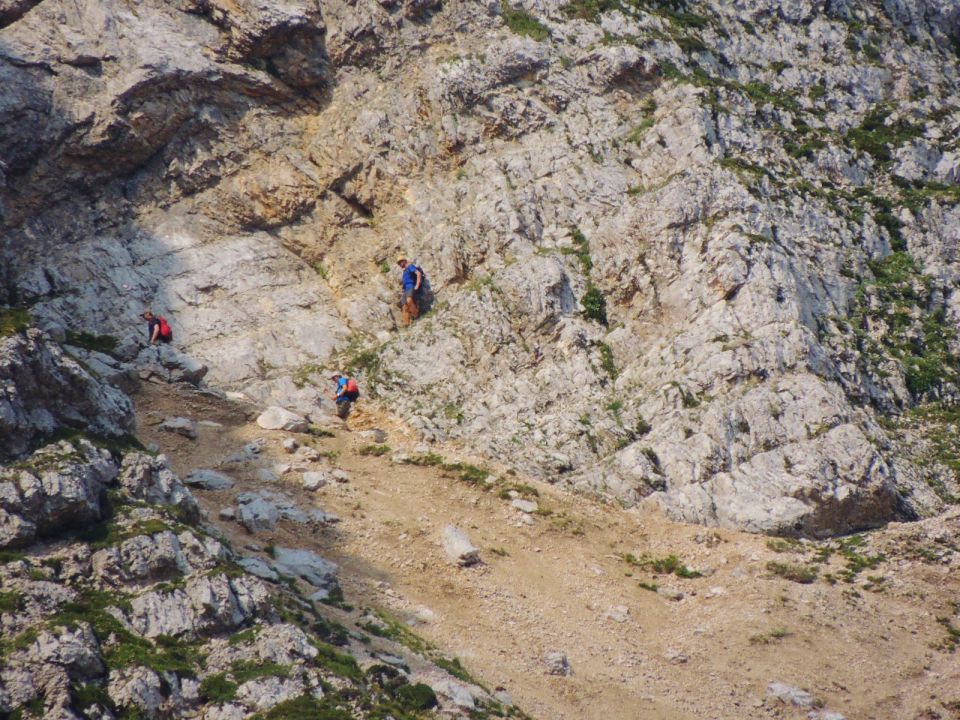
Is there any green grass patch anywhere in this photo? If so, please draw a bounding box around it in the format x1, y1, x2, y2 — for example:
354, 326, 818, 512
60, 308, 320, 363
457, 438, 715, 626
263, 694, 354, 720
0, 307, 31, 337
596, 341, 617, 379
402, 454, 491, 486
199, 673, 239, 703
849, 252, 960, 400
311, 641, 363, 682
845, 106, 923, 163
358, 444, 391, 457
500, 0, 549, 40
230, 659, 291, 684
0, 590, 23, 613
623, 553, 700, 578
766, 561, 818, 584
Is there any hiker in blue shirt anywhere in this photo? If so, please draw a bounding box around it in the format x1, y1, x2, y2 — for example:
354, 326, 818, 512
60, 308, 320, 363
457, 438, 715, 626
330, 372, 360, 419
396, 255, 424, 326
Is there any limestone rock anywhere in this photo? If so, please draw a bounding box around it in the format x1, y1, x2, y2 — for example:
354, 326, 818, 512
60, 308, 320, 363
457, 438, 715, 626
302, 471, 328, 491
0, 331, 133, 461
120, 453, 201, 522
236, 495, 279, 534
767, 682, 815, 709
0, 440, 116, 549
184, 470, 235, 491
256, 407, 309, 433
160, 417, 198, 440
510, 499, 538, 514
270, 548, 339, 598
441, 525, 480, 567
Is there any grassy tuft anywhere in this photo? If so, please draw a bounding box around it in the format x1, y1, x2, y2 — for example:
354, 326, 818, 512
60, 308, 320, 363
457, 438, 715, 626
500, 0, 549, 40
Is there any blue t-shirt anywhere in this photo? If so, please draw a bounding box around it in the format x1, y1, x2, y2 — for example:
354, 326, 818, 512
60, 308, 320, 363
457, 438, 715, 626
402, 264, 421, 291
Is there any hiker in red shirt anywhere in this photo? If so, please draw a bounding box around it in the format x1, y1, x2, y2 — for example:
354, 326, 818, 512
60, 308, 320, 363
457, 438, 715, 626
141, 309, 173, 345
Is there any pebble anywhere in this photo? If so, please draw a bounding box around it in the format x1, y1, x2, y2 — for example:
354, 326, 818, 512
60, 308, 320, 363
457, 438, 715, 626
281, 437, 299, 453
218, 507, 235, 520
544, 651, 572, 676
159, 416, 197, 439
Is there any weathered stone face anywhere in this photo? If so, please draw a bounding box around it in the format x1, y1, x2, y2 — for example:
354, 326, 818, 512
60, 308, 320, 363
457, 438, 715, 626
0, 332, 134, 461
2, 0, 959, 534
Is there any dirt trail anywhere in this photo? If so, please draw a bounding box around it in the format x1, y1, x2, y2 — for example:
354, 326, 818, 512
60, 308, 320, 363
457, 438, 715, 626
135, 382, 960, 720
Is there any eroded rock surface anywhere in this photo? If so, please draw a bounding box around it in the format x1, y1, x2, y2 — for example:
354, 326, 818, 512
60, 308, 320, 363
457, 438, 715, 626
2, 0, 960, 535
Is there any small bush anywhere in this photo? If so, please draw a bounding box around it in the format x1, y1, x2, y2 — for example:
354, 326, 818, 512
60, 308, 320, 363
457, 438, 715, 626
395, 683, 439, 710
582, 284, 608, 325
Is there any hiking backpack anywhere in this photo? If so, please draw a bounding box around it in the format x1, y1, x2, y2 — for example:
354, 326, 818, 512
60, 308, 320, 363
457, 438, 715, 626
158, 316, 173, 341
345, 378, 359, 395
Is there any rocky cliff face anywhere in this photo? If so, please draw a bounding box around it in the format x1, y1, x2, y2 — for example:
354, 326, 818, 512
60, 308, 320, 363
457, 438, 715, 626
2, 0, 960, 535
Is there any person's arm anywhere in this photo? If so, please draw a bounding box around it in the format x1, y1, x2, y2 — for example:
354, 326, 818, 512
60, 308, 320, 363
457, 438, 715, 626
414, 269, 422, 291
150, 322, 160, 344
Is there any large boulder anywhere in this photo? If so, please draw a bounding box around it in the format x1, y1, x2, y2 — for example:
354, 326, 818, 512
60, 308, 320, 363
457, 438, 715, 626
0, 440, 117, 549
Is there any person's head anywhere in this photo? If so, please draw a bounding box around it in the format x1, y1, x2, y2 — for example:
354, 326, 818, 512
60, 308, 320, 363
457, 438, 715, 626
141, 310, 154, 321
396, 255, 408, 269
330, 372, 343, 382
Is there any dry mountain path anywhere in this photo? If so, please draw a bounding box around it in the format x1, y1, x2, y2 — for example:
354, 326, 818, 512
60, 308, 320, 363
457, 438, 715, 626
136, 382, 960, 720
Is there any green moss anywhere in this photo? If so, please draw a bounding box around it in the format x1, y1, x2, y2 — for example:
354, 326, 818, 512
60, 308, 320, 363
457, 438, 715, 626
401, 453, 491, 486
622, 553, 699, 578
500, 0, 549, 40
0, 307, 31, 337
65, 331, 119, 355
433, 655, 479, 684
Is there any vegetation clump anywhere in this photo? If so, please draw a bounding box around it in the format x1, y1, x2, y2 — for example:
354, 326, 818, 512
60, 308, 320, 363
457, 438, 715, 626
0, 307, 30, 337
500, 0, 549, 40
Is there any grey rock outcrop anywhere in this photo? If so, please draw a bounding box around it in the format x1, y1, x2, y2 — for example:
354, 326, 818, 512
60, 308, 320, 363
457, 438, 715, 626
120, 453, 202, 522
0, 439, 116, 549
270, 547, 340, 598
0, 331, 133, 461
184, 469, 235, 491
